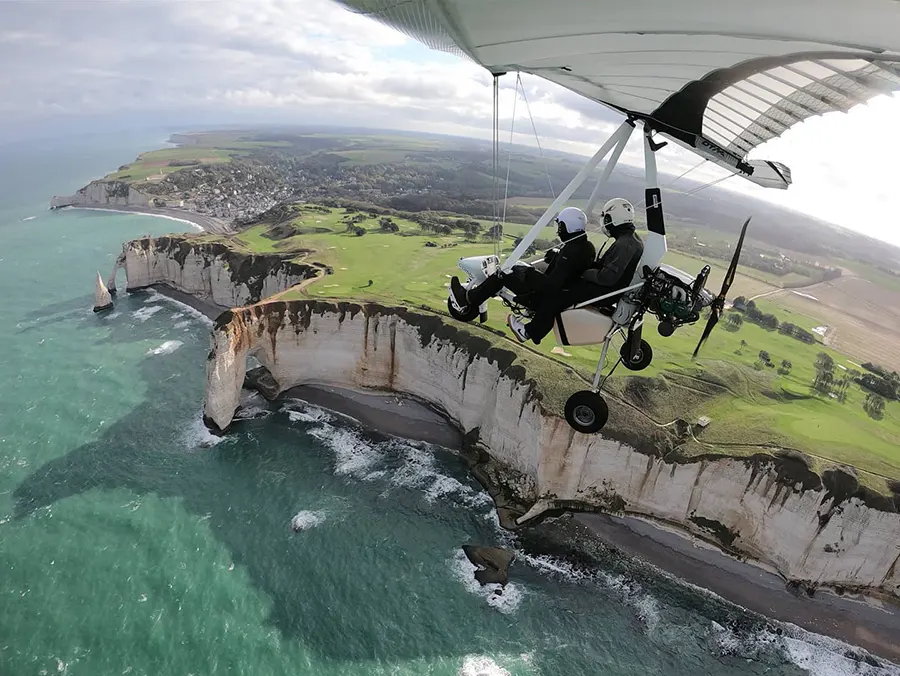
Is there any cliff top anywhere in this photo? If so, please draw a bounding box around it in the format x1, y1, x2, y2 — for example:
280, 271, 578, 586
200, 203, 900, 497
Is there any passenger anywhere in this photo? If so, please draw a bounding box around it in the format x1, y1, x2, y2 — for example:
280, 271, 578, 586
449, 206, 595, 314
507, 198, 644, 344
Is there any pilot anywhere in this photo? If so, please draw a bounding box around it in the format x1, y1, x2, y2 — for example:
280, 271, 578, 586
507, 198, 644, 344
449, 206, 596, 316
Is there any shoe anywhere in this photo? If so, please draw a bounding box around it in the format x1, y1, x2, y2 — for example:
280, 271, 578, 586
449, 276, 470, 311
507, 314, 528, 342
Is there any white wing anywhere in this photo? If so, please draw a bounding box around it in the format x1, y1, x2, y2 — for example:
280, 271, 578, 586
334, 0, 900, 189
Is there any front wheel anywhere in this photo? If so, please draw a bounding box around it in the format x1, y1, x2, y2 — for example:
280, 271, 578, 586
447, 295, 479, 322
564, 390, 609, 434
620, 338, 653, 371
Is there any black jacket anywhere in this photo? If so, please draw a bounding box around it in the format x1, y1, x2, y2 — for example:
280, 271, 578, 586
541, 234, 597, 293
581, 230, 644, 289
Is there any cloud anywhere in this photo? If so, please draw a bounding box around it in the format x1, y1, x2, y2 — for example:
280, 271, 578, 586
2, 0, 900, 247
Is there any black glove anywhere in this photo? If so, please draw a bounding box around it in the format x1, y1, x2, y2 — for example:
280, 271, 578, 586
581, 269, 600, 284
544, 248, 559, 264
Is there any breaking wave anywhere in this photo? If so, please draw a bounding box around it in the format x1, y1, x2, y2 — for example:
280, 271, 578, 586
146, 339, 182, 356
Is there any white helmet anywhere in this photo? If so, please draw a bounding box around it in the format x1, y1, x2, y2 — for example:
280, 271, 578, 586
556, 206, 587, 238
600, 198, 635, 236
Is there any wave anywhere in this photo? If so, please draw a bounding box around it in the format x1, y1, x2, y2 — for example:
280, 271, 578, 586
65, 206, 204, 231
290, 510, 327, 531
131, 305, 163, 322
279, 399, 899, 674
450, 548, 523, 615
146, 340, 183, 356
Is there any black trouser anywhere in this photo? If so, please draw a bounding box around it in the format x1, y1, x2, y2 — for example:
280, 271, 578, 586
466, 266, 550, 308
525, 279, 615, 344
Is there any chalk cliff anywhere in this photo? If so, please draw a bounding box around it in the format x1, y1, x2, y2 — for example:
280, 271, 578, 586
122, 235, 327, 307
203, 299, 900, 600
51, 180, 151, 209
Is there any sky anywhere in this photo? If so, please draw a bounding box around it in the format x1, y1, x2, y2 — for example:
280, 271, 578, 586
2, 0, 899, 247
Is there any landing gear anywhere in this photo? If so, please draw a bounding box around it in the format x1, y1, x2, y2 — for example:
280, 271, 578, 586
564, 390, 609, 434
620, 338, 653, 371
447, 296, 480, 322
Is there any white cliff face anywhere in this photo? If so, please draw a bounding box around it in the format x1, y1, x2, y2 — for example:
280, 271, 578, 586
204, 300, 900, 599
122, 236, 319, 307
93, 271, 112, 312
51, 180, 150, 209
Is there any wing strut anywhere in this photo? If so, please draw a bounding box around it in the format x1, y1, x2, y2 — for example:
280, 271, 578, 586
503, 119, 635, 270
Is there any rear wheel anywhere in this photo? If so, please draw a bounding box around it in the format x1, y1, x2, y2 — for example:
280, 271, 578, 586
447, 296, 480, 322
620, 338, 653, 371
564, 390, 609, 434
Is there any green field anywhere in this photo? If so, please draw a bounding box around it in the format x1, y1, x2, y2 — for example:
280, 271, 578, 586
227, 205, 900, 490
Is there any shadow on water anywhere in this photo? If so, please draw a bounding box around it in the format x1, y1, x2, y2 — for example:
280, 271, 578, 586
11, 296, 528, 666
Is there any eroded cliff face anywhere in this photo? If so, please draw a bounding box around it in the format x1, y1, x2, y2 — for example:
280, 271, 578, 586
123, 236, 323, 307
51, 180, 150, 209
203, 299, 900, 599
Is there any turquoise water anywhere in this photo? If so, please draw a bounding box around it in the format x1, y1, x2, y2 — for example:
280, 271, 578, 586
0, 134, 895, 676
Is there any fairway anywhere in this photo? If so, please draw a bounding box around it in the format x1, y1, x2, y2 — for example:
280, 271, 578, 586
232, 204, 900, 488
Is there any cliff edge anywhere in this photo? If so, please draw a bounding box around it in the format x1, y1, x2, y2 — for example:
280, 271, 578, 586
202, 298, 900, 601
120, 235, 329, 308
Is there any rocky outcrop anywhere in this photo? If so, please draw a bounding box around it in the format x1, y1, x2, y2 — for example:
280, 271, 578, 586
462, 545, 515, 586
51, 180, 151, 209
122, 235, 325, 307
203, 299, 900, 600
93, 271, 113, 313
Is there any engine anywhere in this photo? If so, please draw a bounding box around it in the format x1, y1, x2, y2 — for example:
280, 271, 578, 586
638, 264, 715, 336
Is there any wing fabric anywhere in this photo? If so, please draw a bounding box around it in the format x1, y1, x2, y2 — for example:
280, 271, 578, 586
334, 0, 900, 189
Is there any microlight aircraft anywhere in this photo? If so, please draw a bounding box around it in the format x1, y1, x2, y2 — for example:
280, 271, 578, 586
335, 0, 900, 433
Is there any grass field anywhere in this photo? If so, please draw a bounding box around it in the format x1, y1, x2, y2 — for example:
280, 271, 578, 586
225, 205, 900, 488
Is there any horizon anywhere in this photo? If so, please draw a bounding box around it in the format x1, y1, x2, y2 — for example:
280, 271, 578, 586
2, 0, 900, 247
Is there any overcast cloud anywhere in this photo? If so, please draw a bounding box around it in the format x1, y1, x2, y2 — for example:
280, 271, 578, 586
2, 0, 899, 247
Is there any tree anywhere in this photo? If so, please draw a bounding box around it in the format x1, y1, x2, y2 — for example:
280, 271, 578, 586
864, 392, 886, 419
733, 295, 747, 309
758, 350, 771, 364
779, 359, 792, 375
513, 236, 538, 257
725, 312, 743, 330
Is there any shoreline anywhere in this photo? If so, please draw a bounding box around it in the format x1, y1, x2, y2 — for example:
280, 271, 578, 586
244, 379, 900, 665
54, 204, 231, 234
576, 512, 900, 664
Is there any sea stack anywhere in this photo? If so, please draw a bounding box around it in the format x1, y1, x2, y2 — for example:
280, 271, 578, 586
93, 271, 113, 313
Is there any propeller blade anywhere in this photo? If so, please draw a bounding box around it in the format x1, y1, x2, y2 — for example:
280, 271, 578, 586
720, 216, 751, 298
692, 307, 720, 359
692, 216, 750, 360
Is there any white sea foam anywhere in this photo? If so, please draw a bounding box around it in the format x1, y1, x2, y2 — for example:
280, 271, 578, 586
776, 625, 900, 675
290, 510, 327, 531
67, 206, 204, 231
458, 655, 510, 676
131, 305, 163, 322
146, 340, 182, 356
182, 414, 227, 449
450, 549, 523, 615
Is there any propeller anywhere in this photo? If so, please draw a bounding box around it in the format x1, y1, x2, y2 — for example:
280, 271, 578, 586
692, 216, 751, 359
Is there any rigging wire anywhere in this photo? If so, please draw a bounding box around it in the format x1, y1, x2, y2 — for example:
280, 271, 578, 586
517, 73, 556, 200
500, 75, 520, 230
492, 74, 501, 259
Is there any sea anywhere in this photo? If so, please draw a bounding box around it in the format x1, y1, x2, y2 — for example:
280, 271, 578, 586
0, 130, 896, 676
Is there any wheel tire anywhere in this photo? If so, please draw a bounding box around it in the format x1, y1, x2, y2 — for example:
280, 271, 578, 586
447, 296, 480, 322
620, 338, 653, 371
564, 390, 609, 434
